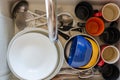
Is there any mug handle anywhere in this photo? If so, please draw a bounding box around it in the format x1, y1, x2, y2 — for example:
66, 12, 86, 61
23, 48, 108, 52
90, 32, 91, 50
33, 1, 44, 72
97, 45, 108, 67
79, 69, 94, 78
93, 12, 102, 17
97, 59, 105, 67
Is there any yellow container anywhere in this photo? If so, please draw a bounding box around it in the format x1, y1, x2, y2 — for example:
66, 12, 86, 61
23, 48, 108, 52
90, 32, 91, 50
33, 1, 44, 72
80, 37, 99, 68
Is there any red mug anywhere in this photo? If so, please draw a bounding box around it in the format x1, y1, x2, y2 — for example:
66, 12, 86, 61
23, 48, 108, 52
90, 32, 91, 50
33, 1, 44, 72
97, 45, 108, 67
97, 45, 120, 67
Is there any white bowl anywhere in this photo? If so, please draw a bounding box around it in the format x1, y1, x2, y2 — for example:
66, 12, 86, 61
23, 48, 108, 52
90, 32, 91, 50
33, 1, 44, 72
7, 28, 64, 80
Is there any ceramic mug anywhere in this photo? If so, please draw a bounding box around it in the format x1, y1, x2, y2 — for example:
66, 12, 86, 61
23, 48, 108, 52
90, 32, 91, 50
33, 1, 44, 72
75, 1, 93, 20
100, 27, 120, 44
98, 45, 120, 66
94, 3, 120, 22
102, 45, 120, 64
99, 64, 120, 80
85, 17, 105, 36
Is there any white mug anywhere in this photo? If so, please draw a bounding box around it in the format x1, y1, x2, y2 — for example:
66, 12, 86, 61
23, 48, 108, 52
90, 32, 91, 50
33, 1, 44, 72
94, 3, 120, 22
102, 3, 120, 22
101, 45, 120, 64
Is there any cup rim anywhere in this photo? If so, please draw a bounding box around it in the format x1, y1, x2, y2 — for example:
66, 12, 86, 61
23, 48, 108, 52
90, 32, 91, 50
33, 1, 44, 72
101, 45, 120, 64
75, 1, 93, 20
86, 17, 104, 36
102, 3, 120, 22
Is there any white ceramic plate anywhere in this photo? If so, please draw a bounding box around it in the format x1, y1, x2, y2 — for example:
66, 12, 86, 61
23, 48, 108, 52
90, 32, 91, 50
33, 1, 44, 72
7, 28, 64, 80
8, 32, 59, 80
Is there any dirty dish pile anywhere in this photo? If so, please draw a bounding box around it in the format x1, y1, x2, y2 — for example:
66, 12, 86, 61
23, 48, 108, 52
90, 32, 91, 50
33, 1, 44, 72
67, 1, 120, 79
8, 0, 120, 80
74, 1, 120, 80
75, 1, 120, 40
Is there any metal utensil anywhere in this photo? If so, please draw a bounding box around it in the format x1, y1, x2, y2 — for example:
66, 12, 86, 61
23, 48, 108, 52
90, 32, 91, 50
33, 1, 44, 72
70, 27, 83, 32
58, 25, 74, 31
58, 13, 73, 26
58, 30, 70, 40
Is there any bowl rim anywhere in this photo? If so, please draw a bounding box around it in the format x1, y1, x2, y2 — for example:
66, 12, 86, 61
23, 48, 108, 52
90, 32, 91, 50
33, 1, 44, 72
80, 37, 99, 68
68, 35, 92, 68
7, 28, 64, 80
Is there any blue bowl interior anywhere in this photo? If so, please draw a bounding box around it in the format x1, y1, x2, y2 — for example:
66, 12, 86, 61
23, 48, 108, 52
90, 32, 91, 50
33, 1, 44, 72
68, 35, 92, 68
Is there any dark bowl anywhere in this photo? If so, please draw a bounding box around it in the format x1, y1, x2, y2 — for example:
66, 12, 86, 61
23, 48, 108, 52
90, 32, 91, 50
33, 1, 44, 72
75, 1, 93, 20
100, 27, 120, 44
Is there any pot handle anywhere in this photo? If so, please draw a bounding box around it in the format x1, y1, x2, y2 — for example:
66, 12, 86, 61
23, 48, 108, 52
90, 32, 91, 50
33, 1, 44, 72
79, 69, 94, 78
45, 0, 58, 42
58, 30, 70, 40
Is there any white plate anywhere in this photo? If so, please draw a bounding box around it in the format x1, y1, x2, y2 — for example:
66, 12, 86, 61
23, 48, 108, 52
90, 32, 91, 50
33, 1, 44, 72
8, 32, 59, 80
7, 28, 64, 80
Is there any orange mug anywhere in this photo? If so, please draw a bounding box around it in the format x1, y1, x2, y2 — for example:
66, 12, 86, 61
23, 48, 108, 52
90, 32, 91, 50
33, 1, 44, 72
85, 17, 104, 36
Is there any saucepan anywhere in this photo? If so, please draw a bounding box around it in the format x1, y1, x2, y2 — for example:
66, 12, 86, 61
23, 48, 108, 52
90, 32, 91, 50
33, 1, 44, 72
64, 34, 100, 78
